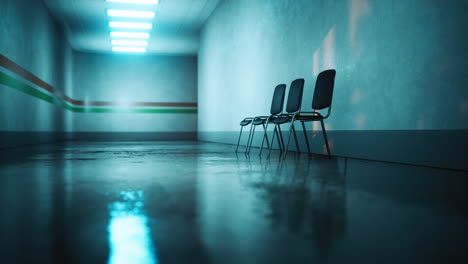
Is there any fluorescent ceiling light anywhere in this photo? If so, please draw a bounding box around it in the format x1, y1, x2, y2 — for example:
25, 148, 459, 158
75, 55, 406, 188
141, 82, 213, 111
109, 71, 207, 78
109, 21, 152, 29
110, 31, 150, 38
106, 0, 159, 4
107, 10, 155, 19
112, 47, 147, 53
112, 40, 148, 46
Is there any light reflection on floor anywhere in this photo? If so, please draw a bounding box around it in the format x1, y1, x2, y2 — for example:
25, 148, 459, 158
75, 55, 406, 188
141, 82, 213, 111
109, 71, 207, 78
107, 191, 157, 264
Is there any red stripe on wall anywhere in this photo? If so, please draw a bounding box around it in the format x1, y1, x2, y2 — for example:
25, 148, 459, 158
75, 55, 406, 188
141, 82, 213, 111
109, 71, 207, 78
0, 55, 57, 94
85, 101, 198, 107
0, 54, 197, 108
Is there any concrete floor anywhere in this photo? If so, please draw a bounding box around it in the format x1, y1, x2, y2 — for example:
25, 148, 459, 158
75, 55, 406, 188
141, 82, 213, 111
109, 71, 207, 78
0, 141, 467, 264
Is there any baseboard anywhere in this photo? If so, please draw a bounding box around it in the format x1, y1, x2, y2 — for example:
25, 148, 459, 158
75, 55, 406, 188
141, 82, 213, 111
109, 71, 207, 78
0, 132, 71, 149
198, 130, 468, 171
0, 131, 197, 149
2, 130, 466, 171
68, 132, 197, 141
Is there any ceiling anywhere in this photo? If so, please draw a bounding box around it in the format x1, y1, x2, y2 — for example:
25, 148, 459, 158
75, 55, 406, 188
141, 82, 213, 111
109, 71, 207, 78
43, 0, 221, 55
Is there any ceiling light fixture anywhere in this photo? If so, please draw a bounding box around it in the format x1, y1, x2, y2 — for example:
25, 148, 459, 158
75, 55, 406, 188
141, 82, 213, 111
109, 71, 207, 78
109, 21, 152, 29
110, 32, 150, 39
112, 40, 148, 46
112, 47, 147, 53
106, 0, 159, 4
107, 10, 155, 19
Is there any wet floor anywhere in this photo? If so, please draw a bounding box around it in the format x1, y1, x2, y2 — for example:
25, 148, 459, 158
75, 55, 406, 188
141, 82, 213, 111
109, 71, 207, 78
0, 141, 467, 264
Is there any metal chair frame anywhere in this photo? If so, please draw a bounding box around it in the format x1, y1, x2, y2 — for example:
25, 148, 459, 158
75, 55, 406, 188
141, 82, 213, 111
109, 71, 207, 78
235, 118, 254, 153
236, 84, 286, 154
272, 112, 302, 159
249, 114, 286, 156
245, 116, 272, 154
283, 69, 336, 159
268, 79, 305, 158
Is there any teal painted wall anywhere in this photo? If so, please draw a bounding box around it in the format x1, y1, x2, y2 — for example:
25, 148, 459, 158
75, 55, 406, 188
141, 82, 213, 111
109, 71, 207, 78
198, 0, 468, 132
0, 0, 197, 144
0, 0, 73, 134
71, 52, 198, 132
198, 0, 468, 169
0, 0, 198, 145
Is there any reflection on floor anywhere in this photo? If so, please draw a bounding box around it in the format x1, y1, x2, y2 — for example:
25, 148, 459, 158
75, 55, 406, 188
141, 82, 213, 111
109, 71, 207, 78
108, 190, 156, 264
0, 141, 467, 264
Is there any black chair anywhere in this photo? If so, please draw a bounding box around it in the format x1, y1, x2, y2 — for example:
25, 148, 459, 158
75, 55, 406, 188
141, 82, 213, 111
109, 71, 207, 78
286, 69, 336, 158
268, 79, 305, 157
236, 84, 287, 153
246, 84, 287, 155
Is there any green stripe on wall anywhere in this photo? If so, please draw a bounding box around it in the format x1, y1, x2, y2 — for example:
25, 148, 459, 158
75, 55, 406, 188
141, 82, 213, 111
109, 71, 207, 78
0, 71, 56, 104
0, 71, 197, 114
71, 107, 197, 114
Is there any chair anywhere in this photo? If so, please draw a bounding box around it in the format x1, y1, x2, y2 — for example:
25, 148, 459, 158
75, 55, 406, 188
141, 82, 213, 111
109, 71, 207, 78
246, 84, 287, 155
285, 69, 336, 158
268, 79, 305, 157
236, 84, 287, 153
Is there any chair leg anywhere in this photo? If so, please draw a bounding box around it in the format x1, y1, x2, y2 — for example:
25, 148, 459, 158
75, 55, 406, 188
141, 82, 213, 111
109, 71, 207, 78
277, 125, 285, 151
268, 125, 278, 157
263, 123, 270, 148
292, 123, 300, 153
246, 125, 256, 154
235, 126, 244, 152
283, 121, 295, 159
259, 122, 270, 157
320, 119, 331, 158
301, 121, 311, 154
244, 124, 254, 154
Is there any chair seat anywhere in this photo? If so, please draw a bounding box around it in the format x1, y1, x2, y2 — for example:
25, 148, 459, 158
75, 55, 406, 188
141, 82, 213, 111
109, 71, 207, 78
253, 115, 276, 125
296, 114, 323, 121
271, 115, 292, 124
252, 117, 267, 125
240, 119, 252, 126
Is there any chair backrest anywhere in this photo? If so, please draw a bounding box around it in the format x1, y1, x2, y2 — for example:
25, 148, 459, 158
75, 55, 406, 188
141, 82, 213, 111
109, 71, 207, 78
270, 84, 286, 115
312, 69, 336, 110
286, 79, 305, 113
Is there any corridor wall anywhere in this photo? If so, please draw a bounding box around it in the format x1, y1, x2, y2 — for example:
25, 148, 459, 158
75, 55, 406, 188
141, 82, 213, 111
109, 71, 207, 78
198, 0, 468, 170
